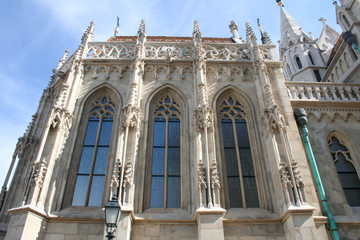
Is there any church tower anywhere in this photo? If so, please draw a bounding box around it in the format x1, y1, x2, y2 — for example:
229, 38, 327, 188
279, 5, 337, 82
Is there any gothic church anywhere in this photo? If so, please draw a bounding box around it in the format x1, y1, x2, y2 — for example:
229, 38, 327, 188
0, 0, 359, 239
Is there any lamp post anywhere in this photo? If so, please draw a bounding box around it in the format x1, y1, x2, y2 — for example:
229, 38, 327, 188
104, 197, 121, 240
343, 31, 360, 54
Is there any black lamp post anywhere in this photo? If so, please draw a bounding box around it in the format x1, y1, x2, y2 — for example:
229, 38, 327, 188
343, 31, 360, 54
104, 197, 121, 240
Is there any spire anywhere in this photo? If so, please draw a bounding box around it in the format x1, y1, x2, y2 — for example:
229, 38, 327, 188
81, 21, 95, 45
280, 6, 302, 43
114, 16, 119, 37
257, 18, 265, 44
279, 4, 311, 48
317, 16, 341, 63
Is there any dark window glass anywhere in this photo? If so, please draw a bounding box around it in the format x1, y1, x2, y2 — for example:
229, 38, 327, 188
329, 137, 360, 206
88, 175, 105, 206
150, 177, 164, 208
296, 56, 303, 69
72, 175, 89, 206
150, 95, 181, 208
72, 96, 114, 207
342, 15, 350, 27
220, 96, 259, 209
349, 46, 358, 61
308, 52, 315, 65
167, 176, 181, 208
314, 70, 321, 82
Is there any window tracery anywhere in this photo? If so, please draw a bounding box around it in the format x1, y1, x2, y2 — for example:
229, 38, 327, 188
72, 96, 115, 207
328, 137, 360, 206
219, 96, 259, 208
149, 95, 181, 208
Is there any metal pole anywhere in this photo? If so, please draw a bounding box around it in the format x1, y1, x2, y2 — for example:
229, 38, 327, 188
294, 108, 340, 240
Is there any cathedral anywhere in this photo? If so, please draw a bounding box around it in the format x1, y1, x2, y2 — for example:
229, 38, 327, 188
0, 0, 359, 239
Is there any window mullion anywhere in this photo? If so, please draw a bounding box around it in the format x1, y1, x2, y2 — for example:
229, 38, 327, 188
232, 118, 246, 208
164, 117, 169, 208
85, 116, 103, 206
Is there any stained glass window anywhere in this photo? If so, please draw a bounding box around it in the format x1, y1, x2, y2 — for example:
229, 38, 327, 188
329, 137, 360, 206
220, 96, 259, 208
72, 96, 115, 206
150, 95, 181, 208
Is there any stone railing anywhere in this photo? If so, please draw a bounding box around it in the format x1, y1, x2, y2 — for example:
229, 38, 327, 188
144, 42, 194, 60
87, 42, 136, 59
86, 41, 254, 61
203, 43, 252, 61
286, 82, 360, 101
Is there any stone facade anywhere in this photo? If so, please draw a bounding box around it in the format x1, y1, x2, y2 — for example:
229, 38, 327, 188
0, 1, 360, 239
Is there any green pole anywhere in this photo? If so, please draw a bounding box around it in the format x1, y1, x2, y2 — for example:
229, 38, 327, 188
294, 108, 340, 240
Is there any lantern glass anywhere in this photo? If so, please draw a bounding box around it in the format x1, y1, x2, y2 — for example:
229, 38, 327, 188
104, 198, 121, 227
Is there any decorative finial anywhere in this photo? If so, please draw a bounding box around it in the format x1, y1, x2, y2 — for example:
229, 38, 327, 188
257, 18, 265, 44
57, 49, 70, 70
318, 17, 327, 26
137, 19, 146, 39
114, 16, 120, 37
81, 21, 95, 44
245, 22, 257, 44
309, 32, 314, 41
193, 20, 202, 43
276, 0, 284, 7
193, 20, 201, 35
138, 20, 146, 33
263, 32, 273, 44
229, 21, 240, 39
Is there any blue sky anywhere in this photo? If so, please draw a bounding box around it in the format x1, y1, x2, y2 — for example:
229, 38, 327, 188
0, 0, 341, 186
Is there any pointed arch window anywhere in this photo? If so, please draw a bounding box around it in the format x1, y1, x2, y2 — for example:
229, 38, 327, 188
295, 56, 303, 69
329, 137, 360, 206
219, 96, 259, 208
72, 96, 115, 207
286, 64, 292, 79
342, 14, 350, 28
308, 52, 315, 65
149, 95, 181, 208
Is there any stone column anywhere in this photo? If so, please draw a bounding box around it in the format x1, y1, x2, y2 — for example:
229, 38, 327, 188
114, 211, 133, 240
282, 208, 319, 240
196, 209, 226, 240
5, 206, 46, 240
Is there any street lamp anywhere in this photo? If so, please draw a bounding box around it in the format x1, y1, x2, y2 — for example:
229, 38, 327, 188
104, 197, 121, 240
343, 31, 360, 54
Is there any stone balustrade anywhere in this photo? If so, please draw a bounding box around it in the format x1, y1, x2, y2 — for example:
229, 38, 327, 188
86, 41, 255, 61
87, 42, 136, 59
286, 82, 360, 102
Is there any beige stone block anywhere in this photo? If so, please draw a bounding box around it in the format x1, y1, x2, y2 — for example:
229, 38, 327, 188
265, 237, 286, 240
77, 223, 104, 235
88, 235, 103, 240
131, 237, 151, 240
163, 225, 197, 237
251, 224, 284, 236
143, 224, 160, 237
131, 224, 145, 237
47, 223, 78, 235
44, 234, 65, 240
224, 224, 252, 237
239, 237, 266, 240
64, 235, 87, 240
